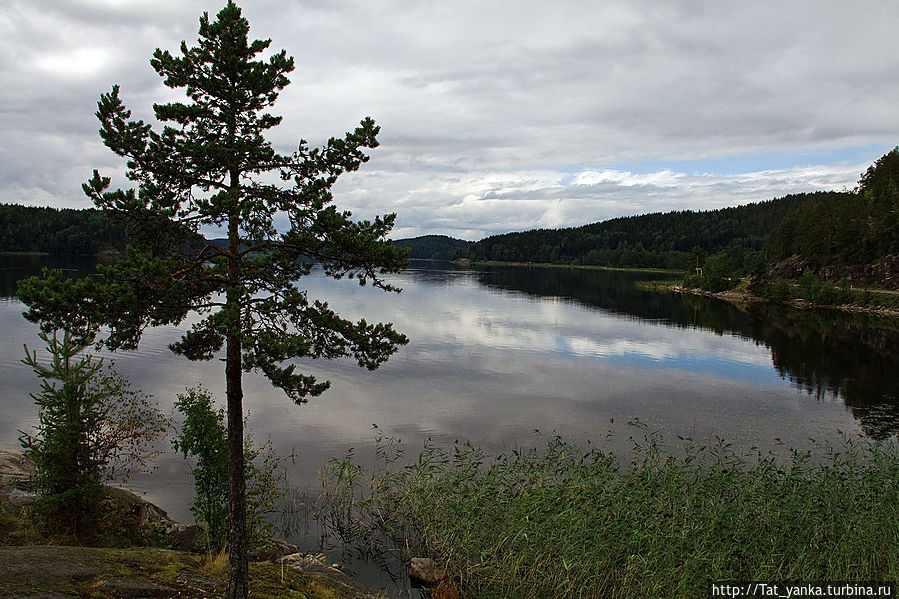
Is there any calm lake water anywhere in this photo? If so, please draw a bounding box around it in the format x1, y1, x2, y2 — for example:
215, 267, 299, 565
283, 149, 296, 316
2, 254, 898, 589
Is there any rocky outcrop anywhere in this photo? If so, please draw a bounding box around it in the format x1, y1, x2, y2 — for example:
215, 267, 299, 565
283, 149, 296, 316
0, 546, 381, 599
0, 450, 383, 597
0, 450, 209, 551
0, 450, 36, 485
770, 254, 899, 289
409, 557, 460, 599
821, 254, 899, 289
248, 538, 300, 561
278, 552, 383, 598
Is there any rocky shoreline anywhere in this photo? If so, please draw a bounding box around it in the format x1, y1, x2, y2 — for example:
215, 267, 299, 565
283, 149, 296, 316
669, 284, 899, 318
0, 450, 382, 598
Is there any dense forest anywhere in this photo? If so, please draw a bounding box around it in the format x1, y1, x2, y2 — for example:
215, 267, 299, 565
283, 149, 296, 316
393, 235, 472, 260
0, 204, 128, 255
765, 147, 899, 284
467, 192, 838, 270
1, 203, 212, 258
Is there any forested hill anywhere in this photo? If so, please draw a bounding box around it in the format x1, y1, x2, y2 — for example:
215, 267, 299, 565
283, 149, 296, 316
766, 148, 899, 278
393, 235, 472, 260
0, 203, 128, 255
468, 192, 848, 270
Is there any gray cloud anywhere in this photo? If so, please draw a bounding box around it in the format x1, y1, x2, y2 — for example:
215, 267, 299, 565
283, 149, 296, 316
2, 0, 897, 238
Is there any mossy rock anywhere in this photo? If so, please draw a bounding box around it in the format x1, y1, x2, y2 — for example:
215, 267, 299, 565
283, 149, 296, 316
0, 546, 381, 598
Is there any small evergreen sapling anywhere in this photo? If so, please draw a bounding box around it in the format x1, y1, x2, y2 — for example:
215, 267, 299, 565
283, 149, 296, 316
20, 329, 168, 538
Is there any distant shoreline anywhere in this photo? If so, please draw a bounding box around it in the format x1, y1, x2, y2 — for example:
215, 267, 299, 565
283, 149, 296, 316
0, 250, 50, 256
669, 284, 899, 319
462, 259, 682, 275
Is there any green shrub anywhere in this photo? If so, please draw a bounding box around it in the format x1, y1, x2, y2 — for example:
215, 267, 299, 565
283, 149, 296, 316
767, 279, 793, 302
681, 273, 702, 288
749, 278, 793, 303
173, 387, 286, 551
798, 270, 851, 305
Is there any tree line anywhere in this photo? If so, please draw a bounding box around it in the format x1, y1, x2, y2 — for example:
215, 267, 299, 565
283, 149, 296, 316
393, 234, 472, 260
467, 192, 833, 270
466, 147, 899, 293
766, 148, 899, 273
0, 203, 128, 255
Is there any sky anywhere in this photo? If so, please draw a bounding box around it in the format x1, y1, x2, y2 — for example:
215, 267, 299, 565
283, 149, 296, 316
2, 1, 899, 241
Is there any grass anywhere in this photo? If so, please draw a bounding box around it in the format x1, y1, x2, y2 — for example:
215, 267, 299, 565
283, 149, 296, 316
634, 279, 681, 291
199, 547, 230, 577
318, 424, 899, 599
847, 287, 899, 311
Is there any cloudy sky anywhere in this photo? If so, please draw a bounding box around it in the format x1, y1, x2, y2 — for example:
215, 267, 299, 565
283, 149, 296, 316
2, 1, 898, 240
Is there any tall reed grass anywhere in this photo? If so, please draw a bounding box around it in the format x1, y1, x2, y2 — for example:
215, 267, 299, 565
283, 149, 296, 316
317, 423, 898, 599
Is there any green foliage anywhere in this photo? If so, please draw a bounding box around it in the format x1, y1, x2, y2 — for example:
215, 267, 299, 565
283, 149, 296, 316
766, 148, 899, 276
172, 387, 227, 548
20, 330, 168, 539
173, 387, 286, 551
749, 278, 793, 303
0, 203, 128, 255
698, 252, 736, 292
17, 0, 408, 402
681, 251, 739, 292
469, 193, 812, 269
319, 430, 899, 599
681, 273, 703, 288
798, 270, 850, 306
393, 235, 472, 260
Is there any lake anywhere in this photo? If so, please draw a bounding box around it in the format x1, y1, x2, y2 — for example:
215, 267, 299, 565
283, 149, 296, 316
2, 254, 898, 588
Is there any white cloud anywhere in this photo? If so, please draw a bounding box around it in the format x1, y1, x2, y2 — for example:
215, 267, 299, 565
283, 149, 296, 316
1, 0, 897, 237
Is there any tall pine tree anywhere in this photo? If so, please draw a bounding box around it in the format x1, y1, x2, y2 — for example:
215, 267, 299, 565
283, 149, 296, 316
18, 3, 408, 596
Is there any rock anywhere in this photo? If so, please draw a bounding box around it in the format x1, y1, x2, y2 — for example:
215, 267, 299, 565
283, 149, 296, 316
0, 450, 36, 489
279, 552, 382, 597
0, 546, 107, 595
165, 524, 209, 553
102, 486, 177, 527
278, 552, 330, 570
0, 546, 379, 599
175, 569, 223, 592
5, 487, 38, 507
98, 486, 200, 548
96, 576, 178, 598
432, 578, 461, 599
409, 557, 447, 586
249, 538, 300, 562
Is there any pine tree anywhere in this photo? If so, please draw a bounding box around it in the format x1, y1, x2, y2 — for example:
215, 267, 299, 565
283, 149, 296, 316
20, 330, 168, 539
18, 3, 408, 596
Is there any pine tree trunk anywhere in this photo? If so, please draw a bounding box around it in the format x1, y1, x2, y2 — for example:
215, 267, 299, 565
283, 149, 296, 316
225, 212, 248, 599
225, 328, 247, 599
